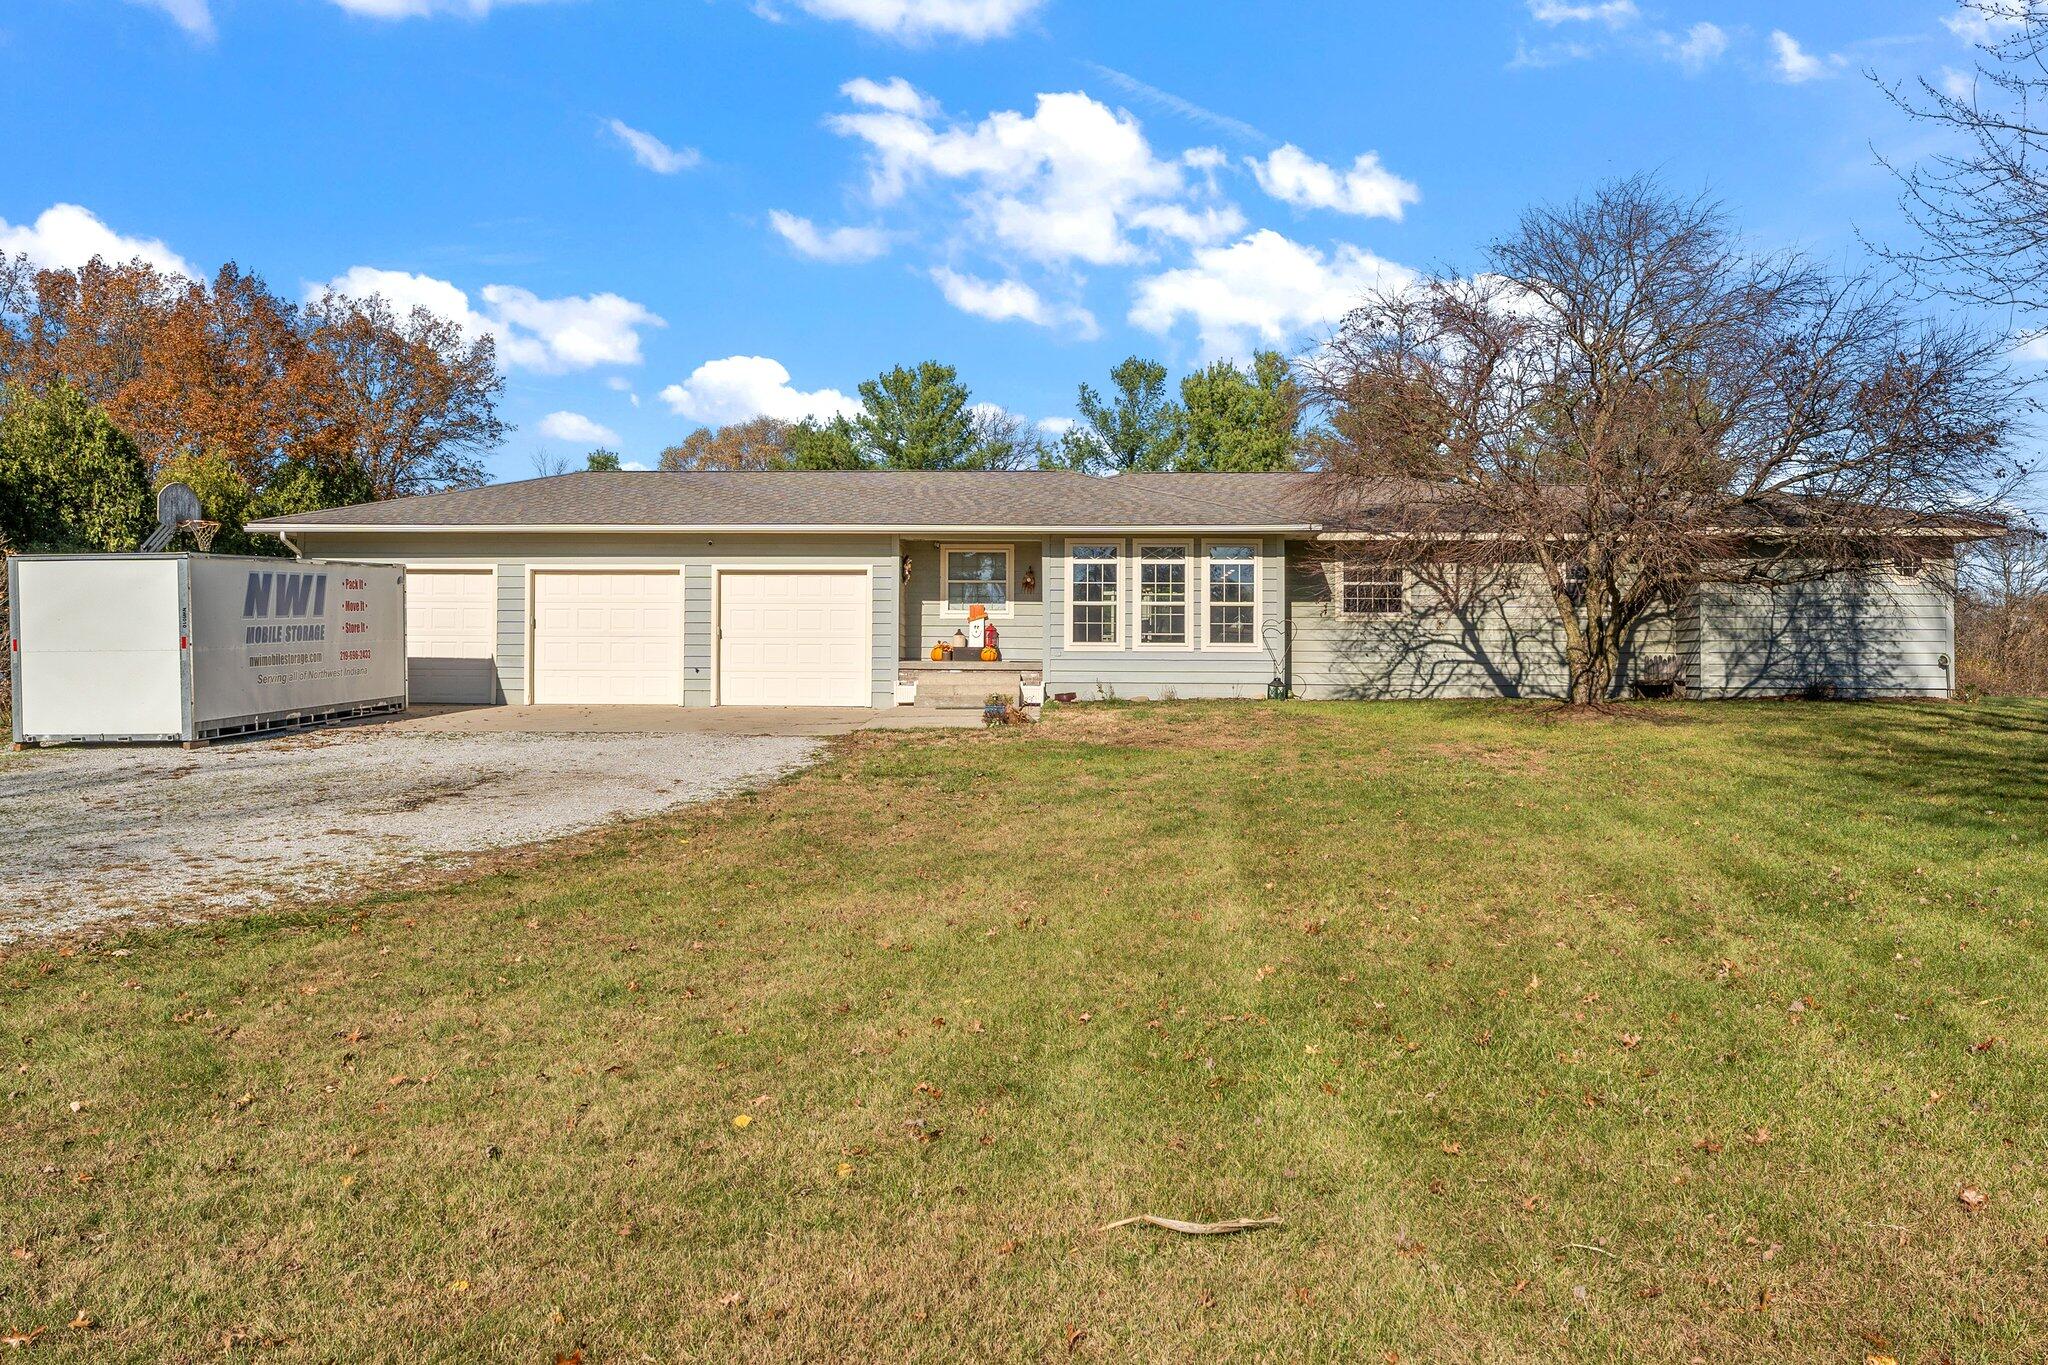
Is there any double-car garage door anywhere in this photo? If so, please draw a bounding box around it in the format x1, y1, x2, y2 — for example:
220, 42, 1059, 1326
403, 567, 869, 708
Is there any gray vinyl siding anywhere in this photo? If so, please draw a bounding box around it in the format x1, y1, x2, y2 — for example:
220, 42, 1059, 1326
287, 528, 1955, 708
290, 531, 900, 709
1689, 562, 1955, 699
1042, 536, 1286, 700
493, 563, 523, 704
899, 540, 1045, 661
683, 563, 713, 706
1284, 550, 1674, 700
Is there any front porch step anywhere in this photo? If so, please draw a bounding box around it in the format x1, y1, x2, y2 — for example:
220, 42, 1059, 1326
905, 670, 1030, 710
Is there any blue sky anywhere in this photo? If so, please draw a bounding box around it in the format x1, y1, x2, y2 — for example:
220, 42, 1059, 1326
1, 0, 2033, 480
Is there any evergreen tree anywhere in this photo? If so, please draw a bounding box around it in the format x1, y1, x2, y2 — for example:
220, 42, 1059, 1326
1054, 356, 1185, 474
855, 362, 978, 470
1178, 350, 1303, 471
0, 382, 152, 552
787, 415, 869, 470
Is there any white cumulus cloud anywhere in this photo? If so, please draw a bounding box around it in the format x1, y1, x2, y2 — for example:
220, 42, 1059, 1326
314, 267, 664, 373
1661, 22, 1728, 74
659, 356, 863, 425
772, 0, 1041, 42
827, 84, 1232, 268
604, 119, 701, 174
1945, 4, 2028, 44
930, 267, 1098, 335
1769, 30, 1836, 83
1528, 0, 1637, 26
840, 76, 942, 118
128, 0, 215, 38
768, 211, 892, 263
538, 411, 620, 445
1249, 145, 1420, 221
1129, 228, 1414, 357
326, 0, 566, 16
0, 204, 196, 278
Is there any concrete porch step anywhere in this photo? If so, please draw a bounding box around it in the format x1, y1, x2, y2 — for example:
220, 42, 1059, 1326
906, 672, 1028, 710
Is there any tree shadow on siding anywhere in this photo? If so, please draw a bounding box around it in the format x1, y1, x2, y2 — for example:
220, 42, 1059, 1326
1294, 561, 1665, 701
1712, 575, 1945, 699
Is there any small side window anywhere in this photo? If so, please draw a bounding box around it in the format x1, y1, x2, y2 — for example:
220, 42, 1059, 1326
1339, 564, 1404, 617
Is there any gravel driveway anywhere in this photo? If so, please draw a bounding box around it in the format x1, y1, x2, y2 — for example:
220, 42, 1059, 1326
0, 728, 820, 943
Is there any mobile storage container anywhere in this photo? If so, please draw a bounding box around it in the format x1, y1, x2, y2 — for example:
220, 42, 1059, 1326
8, 554, 407, 747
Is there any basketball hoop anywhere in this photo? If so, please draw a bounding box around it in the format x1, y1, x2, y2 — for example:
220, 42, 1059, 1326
183, 520, 221, 552
142, 483, 207, 553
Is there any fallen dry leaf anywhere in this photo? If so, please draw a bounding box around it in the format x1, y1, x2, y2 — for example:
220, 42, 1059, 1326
1958, 1185, 1989, 1212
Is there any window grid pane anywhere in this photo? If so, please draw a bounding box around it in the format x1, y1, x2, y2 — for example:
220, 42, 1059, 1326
1139, 546, 1187, 646
1071, 547, 1119, 645
1207, 546, 1256, 646
1341, 565, 1403, 617
947, 551, 1009, 611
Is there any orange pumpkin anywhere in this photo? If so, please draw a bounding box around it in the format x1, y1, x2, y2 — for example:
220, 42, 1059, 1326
931, 645, 948, 661
980, 647, 999, 662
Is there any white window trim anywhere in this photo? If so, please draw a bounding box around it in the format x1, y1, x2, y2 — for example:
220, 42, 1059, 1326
1201, 540, 1263, 651
1066, 539, 1126, 651
1336, 561, 1406, 619
1132, 538, 1195, 652
938, 543, 1016, 620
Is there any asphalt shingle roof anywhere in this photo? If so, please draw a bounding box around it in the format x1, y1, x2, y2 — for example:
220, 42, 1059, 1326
248, 469, 1332, 532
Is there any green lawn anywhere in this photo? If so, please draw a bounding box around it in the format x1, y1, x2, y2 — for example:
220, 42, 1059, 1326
4, 700, 2045, 1362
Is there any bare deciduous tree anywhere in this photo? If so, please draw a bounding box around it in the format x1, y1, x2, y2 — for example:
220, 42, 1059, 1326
303, 291, 506, 500
1957, 527, 2048, 692
1303, 177, 2027, 704
658, 417, 795, 471
1876, 2, 2048, 314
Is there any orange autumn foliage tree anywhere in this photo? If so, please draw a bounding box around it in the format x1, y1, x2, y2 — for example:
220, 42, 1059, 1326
0, 257, 339, 485
0, 252, 505, 515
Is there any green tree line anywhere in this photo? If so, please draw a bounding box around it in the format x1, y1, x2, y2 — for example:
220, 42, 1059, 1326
658, 353, 1304, 474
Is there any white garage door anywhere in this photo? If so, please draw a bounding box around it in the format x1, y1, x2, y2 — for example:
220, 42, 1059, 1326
532, 570, 682, 705
405, 569, 497, 704
718, 571, 871, 707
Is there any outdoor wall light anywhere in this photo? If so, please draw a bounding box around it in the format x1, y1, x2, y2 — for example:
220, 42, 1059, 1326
1022, 566, 1037, 592
902, 554, 913, 582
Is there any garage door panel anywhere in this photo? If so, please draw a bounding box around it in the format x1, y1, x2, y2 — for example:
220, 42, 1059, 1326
719, 571, 870, 708
533, 571, 682, 705
406, 569, 498, 704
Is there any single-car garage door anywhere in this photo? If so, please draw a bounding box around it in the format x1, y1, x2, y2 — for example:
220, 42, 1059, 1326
532, 570, 682, 705
405, 568, 498, 704
718, 571, 870, 707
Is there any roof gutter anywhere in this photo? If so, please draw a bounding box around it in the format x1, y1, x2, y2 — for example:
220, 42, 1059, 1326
1314, 525, 1995, 542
